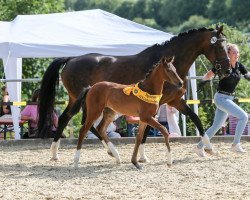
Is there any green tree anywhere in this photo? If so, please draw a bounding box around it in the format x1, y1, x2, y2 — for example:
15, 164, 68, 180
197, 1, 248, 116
168, 15, 211, 34
0, 0, 65, 99
230, 0, 250, 32
0, 0, 64, 21
206, 0, 230, 23
158, 0, 209, 27
74, 0, 121, 12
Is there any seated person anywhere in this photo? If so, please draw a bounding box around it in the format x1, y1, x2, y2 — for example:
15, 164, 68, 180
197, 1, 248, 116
0, 86, 11, 116
21, 89, 62, 138
87, 115, 121, 139
125, 115, 139, 137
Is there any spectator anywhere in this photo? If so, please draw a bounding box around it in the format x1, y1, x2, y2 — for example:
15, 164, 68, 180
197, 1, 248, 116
87, 115, 121, 139
21, 89, 62, 138
0, 86, 11, 116
125, 115, 139, 137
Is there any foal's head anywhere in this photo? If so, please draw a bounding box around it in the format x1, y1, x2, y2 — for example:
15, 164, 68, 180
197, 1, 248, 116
159, 56, 183, 88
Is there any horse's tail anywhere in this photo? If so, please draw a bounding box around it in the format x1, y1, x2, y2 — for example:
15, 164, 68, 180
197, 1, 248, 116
38, 57, 70, 138
69, 86, 91, 117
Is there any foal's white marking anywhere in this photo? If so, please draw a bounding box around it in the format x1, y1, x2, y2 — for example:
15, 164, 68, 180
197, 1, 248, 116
138, 144, 149, 163
50, 140, 60, 161
166, 150, 172, 167
101, 140, 112, 155
107, 142, 121, 164
74, 150, 81, 169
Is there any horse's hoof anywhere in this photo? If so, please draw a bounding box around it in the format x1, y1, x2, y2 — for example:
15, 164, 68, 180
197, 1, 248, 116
74, 162, 79, 169
134, 163, 142, 170
107, 150, 114, 157
116, 158, 122, 165
132, 161, 142, 170
50, 157, 59, 161
138, 157, 149, 163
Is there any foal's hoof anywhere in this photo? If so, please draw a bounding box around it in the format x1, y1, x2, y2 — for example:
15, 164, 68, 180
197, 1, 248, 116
138, 157, 149, 163
167, 163, 172, 168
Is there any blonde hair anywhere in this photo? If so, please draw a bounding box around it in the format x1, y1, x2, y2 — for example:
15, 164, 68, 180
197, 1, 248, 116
227, 43, 239, 53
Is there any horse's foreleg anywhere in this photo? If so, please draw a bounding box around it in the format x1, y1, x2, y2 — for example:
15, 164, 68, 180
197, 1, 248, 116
50, 102, 74, 161
172, 99, 212, 148
50, 140, 60, 161
145, 117, 172, 167
131, 122, 147, 169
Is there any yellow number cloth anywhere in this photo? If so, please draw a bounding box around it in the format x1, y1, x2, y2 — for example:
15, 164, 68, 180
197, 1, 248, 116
123, 83, 162, 104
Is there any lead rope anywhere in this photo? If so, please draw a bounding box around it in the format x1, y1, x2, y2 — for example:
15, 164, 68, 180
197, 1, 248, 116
198, 56, 214, 99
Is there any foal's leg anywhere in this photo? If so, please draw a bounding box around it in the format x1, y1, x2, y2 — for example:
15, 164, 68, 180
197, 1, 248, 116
142, 117, 172, 167
97, 108, 121, 164
74, 121, 94, 168
51, 99, 74, 161
131, 122, 147, 169
138, 126, 151, 163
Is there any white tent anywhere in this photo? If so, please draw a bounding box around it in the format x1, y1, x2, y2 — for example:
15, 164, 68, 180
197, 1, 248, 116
0, 9, 174, 139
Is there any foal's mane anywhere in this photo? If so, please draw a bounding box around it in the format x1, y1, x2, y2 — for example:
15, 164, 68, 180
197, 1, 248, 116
144, 59, 162, 79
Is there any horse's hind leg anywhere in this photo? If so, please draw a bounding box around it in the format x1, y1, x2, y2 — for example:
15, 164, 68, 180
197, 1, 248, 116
74, 110, 103, 168
173, 99, 212, 149
97, 108, 121, 164
50, 99, 74, 161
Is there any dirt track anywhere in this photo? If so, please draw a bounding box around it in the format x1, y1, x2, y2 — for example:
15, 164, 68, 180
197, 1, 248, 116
0, 142, 250, 200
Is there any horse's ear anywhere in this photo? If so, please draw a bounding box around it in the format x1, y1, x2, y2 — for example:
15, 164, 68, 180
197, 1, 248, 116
216, 25, 223, 36
161, 56, 167, 64
164, 56, 174, 63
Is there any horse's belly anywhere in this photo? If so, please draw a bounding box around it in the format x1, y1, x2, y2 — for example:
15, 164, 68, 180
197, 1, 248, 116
106, 90, 139, 117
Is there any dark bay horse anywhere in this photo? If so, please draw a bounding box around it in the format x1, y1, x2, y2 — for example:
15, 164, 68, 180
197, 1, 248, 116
38, 26, 230, 161
69, 56, 183, 169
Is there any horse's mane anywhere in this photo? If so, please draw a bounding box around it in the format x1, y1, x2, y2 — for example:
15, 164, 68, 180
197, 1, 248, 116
143, 27, 215, 53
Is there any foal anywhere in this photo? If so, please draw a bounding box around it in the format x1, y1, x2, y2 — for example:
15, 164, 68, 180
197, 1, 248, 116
70, 56, 183, 169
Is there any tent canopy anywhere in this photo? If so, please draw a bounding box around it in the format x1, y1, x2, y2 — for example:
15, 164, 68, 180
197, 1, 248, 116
0, 9, 173, 58
0, 9, 173, 139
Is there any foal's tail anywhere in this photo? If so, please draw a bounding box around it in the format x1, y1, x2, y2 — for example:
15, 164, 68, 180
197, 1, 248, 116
69, 86, 90, 118
38, 57, 71, 138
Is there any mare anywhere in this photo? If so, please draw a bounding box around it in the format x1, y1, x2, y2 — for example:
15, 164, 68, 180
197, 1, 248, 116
38, 26, 230, 161
69, 56, 183, 169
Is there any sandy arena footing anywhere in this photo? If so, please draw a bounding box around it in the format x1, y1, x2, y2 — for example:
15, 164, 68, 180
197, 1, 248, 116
0, 136, 249, 200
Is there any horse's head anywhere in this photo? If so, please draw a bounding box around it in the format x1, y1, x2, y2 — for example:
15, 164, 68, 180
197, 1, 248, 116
160, 56, 183, 88
204, 25, 231, 79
